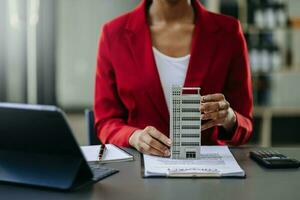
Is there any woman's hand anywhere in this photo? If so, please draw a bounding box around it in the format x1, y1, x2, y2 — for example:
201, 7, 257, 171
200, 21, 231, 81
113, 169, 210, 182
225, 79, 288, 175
201, 93, 237, 132
129, 126, 172, 156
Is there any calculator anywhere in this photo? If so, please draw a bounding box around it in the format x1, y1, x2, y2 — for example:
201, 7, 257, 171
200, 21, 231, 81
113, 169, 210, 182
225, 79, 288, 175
249, 150, 300, 169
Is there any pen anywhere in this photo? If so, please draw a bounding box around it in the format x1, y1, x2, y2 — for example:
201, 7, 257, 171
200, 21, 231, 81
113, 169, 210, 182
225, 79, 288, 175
98, 144, 107, 161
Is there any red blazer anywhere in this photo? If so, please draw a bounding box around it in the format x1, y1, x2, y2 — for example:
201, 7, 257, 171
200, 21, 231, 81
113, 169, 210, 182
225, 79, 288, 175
94, 0, 253, 147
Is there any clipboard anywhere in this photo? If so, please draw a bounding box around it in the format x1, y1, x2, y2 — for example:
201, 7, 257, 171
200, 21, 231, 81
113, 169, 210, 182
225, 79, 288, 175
140, 146, 246, 179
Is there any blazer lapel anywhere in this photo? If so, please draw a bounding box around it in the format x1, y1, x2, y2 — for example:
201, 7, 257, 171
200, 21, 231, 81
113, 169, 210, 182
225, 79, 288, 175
125, 1, 169, 124
183, 1, 220, 94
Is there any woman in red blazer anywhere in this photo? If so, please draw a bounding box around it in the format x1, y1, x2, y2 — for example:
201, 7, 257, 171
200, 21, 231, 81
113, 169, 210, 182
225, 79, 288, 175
94, 0, 253, 156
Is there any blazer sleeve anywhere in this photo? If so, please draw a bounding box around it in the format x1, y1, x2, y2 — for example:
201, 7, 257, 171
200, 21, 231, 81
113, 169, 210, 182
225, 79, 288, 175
217, 21, 253, 146
94, 24, 139, 147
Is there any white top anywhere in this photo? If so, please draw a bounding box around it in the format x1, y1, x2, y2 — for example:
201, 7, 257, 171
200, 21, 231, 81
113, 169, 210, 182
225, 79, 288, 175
152, 47, 190, 111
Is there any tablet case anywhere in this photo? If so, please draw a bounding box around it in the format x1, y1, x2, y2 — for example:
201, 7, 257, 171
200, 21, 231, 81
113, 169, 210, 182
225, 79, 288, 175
0, 104, 95, 190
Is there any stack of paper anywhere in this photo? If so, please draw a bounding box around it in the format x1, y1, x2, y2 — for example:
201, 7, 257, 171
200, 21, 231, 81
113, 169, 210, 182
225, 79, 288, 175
143, 146, 245, 177
81, 144, 133, 163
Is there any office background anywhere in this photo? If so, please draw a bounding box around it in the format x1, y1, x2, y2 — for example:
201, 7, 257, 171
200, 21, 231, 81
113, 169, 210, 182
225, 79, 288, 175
0, 0, 300, 146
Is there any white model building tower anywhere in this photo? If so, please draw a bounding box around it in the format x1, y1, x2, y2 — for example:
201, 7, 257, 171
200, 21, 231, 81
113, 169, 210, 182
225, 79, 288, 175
170, 86, 201, 159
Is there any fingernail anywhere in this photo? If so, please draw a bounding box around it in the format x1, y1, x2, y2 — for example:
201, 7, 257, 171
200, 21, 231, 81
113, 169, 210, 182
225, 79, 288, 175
165, 150, 170, 156
167, 139, 172, 145
201, 96, 205, 102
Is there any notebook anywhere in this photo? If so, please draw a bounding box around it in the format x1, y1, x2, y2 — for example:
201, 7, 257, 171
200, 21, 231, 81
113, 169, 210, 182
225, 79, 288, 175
143, 146, 245, 178
81, 144, 133, 163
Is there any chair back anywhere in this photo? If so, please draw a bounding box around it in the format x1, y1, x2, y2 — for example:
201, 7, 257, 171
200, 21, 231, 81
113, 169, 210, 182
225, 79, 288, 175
85, 109, 101, 145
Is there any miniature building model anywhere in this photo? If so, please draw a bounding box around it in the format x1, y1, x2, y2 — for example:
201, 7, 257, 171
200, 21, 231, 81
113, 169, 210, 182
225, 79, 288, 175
170, 86, 201, 159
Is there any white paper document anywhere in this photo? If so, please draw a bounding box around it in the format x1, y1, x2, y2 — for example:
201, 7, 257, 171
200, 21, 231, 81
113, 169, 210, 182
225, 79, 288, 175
81, 144, 133, 163
143, 146, 245, 177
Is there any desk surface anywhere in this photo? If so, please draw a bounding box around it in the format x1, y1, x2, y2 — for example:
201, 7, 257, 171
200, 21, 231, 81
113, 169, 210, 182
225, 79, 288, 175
1, 147, 300, 200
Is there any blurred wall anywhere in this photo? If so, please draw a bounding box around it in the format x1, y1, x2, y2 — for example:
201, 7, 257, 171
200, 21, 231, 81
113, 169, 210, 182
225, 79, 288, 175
270, 0, 300, 107
55, 0, 140, 109
0, 0, 27, 103
288, 0, 300, 68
